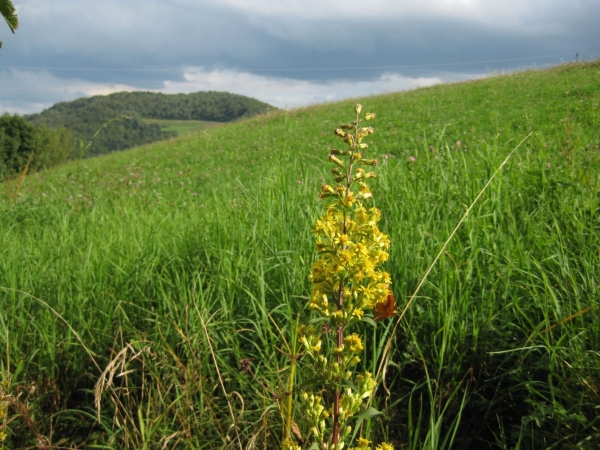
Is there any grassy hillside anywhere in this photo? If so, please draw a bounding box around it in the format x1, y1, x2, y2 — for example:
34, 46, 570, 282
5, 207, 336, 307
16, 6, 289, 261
1, 61, 599, 449
25, 91, 277, 157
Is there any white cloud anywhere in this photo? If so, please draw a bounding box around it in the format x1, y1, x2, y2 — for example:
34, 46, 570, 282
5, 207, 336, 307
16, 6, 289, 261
163, 68, 456, 108
0, 69, 139, 114
1, 67, 483, 114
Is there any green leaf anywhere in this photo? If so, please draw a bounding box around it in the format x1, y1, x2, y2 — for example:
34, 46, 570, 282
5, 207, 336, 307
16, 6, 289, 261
351, 407, 385, 440
298, 377, 324, 389
308, 316, 330, 325
355, 406, 383, 420
339, 379, 357, 390
361, 316, 377, 327
0, 0, 19, 33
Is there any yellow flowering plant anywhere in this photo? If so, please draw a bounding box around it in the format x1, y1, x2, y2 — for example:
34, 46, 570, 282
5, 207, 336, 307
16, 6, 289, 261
284, 105, 394, 450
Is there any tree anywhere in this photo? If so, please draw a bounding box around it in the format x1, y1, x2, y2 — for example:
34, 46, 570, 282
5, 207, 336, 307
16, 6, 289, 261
0, 114, 35, 180
0, 0, 18, 49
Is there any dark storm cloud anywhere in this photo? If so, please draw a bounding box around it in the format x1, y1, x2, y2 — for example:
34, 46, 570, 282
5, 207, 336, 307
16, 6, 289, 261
1, 0, 598, 113
2, 0, 273, 86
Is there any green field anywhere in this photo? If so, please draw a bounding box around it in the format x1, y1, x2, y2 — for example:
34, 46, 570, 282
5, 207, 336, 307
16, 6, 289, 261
142, 118, 224, 136
1, 62, 600, 449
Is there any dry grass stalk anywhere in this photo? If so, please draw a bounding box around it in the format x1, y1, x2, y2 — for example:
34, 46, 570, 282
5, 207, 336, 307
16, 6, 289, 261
10, 151, 34, 202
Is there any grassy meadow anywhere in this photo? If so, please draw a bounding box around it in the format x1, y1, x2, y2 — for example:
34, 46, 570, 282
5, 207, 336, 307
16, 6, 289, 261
141, 118, 224, 136
1, 61, 600, 449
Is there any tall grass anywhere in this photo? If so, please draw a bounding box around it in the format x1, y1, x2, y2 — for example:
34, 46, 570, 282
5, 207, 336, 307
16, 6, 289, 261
1, 61, 599, 448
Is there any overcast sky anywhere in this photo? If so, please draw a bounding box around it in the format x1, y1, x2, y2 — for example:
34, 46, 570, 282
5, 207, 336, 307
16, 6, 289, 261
1, 0, 598, 114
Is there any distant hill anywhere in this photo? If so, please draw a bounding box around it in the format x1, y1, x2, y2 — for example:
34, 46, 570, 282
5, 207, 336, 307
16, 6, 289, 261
25, 91, 277, 157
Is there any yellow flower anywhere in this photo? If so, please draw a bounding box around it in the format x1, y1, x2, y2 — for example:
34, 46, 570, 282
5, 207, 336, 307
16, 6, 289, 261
376, 443, 394, 450
343, 192, 356, 207
282, 439, 301, 450
348, 437, 372, 449
344, 333, 364, 353
312, 340, 322, 353
351, 308, 364, 319
357, 437, 371, 447
335, 233, 350, 246
340, 249, 355, 266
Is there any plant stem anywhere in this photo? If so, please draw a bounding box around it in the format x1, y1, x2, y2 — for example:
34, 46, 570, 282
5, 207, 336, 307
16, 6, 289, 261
332, 115, 360, 449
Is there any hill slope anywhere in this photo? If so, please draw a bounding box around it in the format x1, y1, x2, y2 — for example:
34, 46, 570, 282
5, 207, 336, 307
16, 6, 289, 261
2, 62, 599, 449
25, 90, 277, 156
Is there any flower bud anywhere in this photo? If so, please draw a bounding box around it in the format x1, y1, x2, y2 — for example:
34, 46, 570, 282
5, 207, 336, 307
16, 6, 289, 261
355, 104, 363, 115
339, 123, 354, 130
359, 143, 368, 149
359, 159, 379, 166
364, 112, 376, 121
319, 420, 326, 433
360, 127, 374, 135
357, 182, 373, 199
300, 335, 310, 350
329, 154, 346, 168
321, 184, 335, 194
330, 148, 349, 156
319, 184, 336, 199
335, 128, 346, 137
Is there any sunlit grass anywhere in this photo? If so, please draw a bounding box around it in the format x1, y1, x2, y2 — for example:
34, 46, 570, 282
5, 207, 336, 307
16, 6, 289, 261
1, 61, 599, 449
141, 118, 224, 136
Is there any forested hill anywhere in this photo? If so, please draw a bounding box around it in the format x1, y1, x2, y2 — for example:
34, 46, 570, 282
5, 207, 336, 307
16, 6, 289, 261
24, 91, 277, 157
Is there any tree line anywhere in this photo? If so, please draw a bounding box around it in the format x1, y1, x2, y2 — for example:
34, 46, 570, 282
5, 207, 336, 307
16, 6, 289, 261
0, 114, 74, 181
